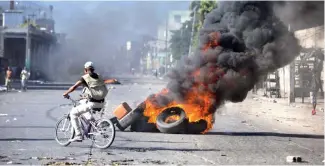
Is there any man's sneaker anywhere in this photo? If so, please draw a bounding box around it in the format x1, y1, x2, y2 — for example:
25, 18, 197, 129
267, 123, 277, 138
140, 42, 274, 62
69, 135, 83, 142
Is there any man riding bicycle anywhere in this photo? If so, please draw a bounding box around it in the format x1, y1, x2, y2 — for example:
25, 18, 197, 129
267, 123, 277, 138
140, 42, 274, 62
63, 61, 108, 142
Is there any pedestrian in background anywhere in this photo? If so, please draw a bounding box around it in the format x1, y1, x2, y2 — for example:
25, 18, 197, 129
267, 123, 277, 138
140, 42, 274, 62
156, 70, 158, 78
20, 67, 30, 91
5, 67, 12, 92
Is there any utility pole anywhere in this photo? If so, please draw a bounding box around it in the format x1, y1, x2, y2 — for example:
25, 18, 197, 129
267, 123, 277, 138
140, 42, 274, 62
25, 16, 31, 71
165, 17, 168, 74
188, 6, 197, 57
126, 41, 131, 73
288, 24, 295, 104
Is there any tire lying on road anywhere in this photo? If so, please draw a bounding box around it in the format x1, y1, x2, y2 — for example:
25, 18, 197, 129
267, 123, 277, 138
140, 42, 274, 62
130, 115, 159, 132
186, 119, 208, 134
156, 107, 187, 134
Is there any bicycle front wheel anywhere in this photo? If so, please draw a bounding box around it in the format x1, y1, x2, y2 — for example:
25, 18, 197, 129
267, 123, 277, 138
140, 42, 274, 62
55, 115, 75, 146
93, 119, 116, 149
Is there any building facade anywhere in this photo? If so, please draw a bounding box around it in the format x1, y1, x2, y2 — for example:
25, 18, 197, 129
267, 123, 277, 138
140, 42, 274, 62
277, 25, 324, 99
152, 10, 191, 74
0, 1, 58, 83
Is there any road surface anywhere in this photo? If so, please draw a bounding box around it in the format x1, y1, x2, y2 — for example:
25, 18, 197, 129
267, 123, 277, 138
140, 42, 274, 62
0, 84, 323, 165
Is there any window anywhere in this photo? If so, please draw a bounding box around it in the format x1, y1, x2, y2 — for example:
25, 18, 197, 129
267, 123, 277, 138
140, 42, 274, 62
174, 15, 181, 23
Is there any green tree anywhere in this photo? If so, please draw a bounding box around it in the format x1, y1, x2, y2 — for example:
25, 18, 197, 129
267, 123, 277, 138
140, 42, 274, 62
169, 20, 192, 60
190, 0, 217, 50
169, 1, 217, 60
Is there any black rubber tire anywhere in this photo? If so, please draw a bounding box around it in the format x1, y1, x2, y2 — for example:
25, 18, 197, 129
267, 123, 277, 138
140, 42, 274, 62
156, 107, 187, 134
55, 115, 75, 146
93, 119, 116, 149
130, 115, 159, 133
186, 119, 208, 134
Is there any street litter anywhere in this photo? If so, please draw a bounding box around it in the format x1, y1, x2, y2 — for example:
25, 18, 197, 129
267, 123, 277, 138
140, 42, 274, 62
0, 86, 6, 91
286, 156, 302, 163
10, 140, 21, 143
55, 157, 66, 160
13, 118, 17, 121
0, 114, 8, 116
5, 119, 10, 123
30, 156, 53, 160
41, 157, 53, 160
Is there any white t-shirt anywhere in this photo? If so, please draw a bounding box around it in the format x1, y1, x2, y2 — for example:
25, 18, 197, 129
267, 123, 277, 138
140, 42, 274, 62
21, 70, 30, 80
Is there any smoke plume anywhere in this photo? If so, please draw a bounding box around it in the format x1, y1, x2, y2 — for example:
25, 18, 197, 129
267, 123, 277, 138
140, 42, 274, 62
49, 1, 189, 81
148, 1, 304, 117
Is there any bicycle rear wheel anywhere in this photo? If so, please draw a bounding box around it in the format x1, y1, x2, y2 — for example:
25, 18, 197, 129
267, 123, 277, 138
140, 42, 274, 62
55, 115, 75, 146
93, 119, 115, 149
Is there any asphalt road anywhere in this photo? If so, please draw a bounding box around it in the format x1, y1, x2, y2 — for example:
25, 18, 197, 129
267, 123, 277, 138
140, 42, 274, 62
0, 84, 323, 165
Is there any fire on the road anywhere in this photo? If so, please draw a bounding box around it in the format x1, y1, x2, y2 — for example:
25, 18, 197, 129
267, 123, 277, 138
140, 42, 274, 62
164, 115, 180, 123
143, 32, 224, 133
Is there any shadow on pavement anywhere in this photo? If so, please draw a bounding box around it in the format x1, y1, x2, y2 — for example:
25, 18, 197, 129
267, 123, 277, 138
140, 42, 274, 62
0, 126, 54, 129
0, 138, 54, 141
117, 140, 189, 144
206, 132, 324, 139
109, 146, 220, 152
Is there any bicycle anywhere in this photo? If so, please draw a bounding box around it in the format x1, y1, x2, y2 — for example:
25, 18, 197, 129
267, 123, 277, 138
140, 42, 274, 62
55, 97, 116, 149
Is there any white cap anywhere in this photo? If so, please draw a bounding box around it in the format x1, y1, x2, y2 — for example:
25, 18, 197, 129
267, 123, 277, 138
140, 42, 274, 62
84, 61, 94, 69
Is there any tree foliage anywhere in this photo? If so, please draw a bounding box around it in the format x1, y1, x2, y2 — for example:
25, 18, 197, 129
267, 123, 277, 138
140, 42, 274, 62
190, 0, 217, 50
169, 1, 217, 60
169, 20, 192, 60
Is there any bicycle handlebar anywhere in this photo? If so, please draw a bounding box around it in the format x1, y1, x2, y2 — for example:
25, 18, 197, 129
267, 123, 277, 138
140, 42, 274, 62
64, 95, 79, 106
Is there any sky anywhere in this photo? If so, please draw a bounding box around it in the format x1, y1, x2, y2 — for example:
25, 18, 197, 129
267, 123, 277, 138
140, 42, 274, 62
30, 1, 192, 77
42, 1, 191, 35
0, 1, 191, 36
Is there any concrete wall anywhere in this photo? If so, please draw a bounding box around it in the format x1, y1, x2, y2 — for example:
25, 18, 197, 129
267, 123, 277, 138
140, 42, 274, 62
278, 65, 291, 97
277, 25, 324, 97
295, 26, 324, 49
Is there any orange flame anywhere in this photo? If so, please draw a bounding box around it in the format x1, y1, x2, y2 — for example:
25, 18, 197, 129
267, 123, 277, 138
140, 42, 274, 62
203, 32, 220, 51
165, 115, 181, 123
143, 31, 223, 134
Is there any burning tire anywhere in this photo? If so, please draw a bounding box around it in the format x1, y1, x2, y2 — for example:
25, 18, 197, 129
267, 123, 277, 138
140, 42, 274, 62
156, 107, 187, 134
130, 115, 159, 132
186, 119, 208, 134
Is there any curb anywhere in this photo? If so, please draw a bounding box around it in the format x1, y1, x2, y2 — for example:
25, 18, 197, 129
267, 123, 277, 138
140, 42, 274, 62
251, 93, 324, 111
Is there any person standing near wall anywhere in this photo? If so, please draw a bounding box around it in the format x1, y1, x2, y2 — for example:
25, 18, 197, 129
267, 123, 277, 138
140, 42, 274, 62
5, 67, 12, 92
314, 50, 324, 97
310, 49, 324, 115
20, 67, 30, 91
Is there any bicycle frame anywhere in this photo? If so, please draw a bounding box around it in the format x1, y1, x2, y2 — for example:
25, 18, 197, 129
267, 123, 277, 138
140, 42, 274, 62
65, 97, 106, 139
56, 88, 116, 149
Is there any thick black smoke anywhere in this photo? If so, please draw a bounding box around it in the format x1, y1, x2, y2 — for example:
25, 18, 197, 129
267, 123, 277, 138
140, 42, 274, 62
149, 1, 303, 114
